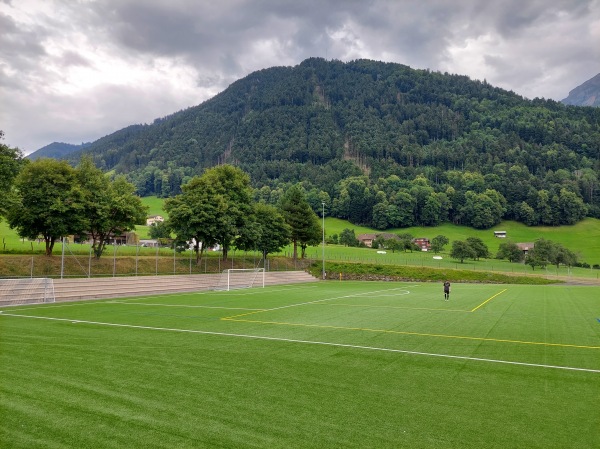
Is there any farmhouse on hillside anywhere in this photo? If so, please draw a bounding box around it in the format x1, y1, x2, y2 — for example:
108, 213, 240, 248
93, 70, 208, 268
516, 242, 535, 256
413, 238, 431, 251
146, 215, 165, 226
357, 233, 399, 247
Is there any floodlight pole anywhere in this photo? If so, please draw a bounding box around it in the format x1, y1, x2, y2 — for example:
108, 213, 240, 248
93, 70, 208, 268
61, 237, 65, 279
322, 202, 326, 280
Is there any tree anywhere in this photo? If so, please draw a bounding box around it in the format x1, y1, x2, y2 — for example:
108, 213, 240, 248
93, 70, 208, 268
450, 240, 476, 263
299, 213, 322, 259
531, 238, 557, 267
466, 237, 489, 260
76, 157, 148, 258
430, 235, 449, 253
397, 233, 417, 252
516, 201, 538, 226
7, 159, 86, 256
461, 189, 506, 229
165, 178, 221, 264
372, 234, 387, 249
167, 165, 254, 263
202, 165, 254, 260
557, 188, 587, 225
526, 254, 546, 271
236, 203, 290, 263
385, 238, 402, 253
326, 233, 339, 245
0, 131, 27, 220
280, 185, 322, 259
371, 202, 390, 230
553, 245, 577, 268
148, 221, 171, 240
339, 228, 358, 247
496, 241, 524, 263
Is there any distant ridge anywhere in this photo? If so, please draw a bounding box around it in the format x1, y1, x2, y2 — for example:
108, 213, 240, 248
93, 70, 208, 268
561, 73, 600, 107
27, 141, 91, 160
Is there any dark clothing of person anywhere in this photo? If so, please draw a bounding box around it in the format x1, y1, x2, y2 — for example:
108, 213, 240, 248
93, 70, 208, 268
443, 281, 451, 300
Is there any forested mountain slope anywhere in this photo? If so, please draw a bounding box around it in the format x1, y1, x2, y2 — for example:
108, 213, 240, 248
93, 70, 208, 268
28, 141, 91, 160
67, 58, 600, 229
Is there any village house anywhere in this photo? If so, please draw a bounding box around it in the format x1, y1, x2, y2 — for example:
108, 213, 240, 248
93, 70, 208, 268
413, 238, 431, 251
357, 233, 399, 248
146, 215, 165, 226
516, 242, 535, 256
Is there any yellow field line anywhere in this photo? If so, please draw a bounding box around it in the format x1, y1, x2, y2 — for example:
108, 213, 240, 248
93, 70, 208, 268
315, 303, 469, 313
471, 289, 508, 312
221, 317, 600, 350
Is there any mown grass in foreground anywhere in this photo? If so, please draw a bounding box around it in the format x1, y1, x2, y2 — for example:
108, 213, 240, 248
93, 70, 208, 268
1, 282, 598, 448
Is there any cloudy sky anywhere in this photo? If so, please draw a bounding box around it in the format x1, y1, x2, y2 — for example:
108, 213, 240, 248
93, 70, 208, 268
1, 0, 599, 154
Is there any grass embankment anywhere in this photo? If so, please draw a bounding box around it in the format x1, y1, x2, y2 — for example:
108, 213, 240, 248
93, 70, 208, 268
0, 254, 308, 278
309, 261, 561, 285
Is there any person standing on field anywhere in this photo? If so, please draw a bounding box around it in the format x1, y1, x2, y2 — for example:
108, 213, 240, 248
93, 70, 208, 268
443, 280, 451, 301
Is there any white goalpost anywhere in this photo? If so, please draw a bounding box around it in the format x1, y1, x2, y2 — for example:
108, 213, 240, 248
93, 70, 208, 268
212, 268, 265, 291
0, 278, 56, 306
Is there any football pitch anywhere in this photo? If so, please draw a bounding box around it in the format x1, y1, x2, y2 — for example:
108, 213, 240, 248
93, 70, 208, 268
1, 281, 599, 448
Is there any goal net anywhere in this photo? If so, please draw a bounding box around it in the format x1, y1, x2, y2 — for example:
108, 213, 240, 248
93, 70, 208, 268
212, 268, 265, 291
0, 278, 56, 306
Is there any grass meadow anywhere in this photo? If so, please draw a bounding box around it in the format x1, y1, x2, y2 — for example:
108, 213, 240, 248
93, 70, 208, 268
1, 281, 598, 448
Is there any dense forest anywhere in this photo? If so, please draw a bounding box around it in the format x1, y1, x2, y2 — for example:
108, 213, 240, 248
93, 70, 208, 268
66, 58, 600, 229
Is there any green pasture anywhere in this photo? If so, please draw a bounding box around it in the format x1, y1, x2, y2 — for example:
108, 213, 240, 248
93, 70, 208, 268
1, 281, 598, 448
141, 196, 168, 218
325, 217, 600, 265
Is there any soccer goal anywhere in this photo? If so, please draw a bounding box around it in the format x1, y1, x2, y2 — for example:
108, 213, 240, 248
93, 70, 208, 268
0, 278, 56, 306
212, 268, 265, 291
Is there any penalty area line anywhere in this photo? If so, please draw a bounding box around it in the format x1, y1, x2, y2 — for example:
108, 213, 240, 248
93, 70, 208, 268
471, 289, 508, 312
1, 312, 599, 374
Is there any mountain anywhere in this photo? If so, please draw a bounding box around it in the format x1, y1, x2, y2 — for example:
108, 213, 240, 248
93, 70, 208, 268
561, 73, 600, 107
60, 58, 600, 228
28, 141, 91, 160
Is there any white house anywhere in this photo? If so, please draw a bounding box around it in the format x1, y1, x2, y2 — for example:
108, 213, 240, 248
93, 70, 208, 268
146, 215, 164, 226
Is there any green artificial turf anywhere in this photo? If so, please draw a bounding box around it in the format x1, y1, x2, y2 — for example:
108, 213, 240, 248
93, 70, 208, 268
1, 282, 599, 448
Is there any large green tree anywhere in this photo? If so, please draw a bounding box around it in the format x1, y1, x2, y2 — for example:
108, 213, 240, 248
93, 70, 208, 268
76, 157, 147, 258
165, 165, 253, 262
202, 165, 254, 260
7, 159, 86, 255
280, 185, 322, 260
236, 203, 290, 263
165, 178, 220, 264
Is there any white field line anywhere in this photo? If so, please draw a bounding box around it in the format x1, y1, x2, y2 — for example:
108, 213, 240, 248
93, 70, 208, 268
258, 287, 412, 313
120, 285, 319, 302
2, 312, 597, 374
110, 301, 265, 311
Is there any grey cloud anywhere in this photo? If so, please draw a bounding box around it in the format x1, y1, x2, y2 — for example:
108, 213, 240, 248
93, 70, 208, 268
1, 0, 599, 153
0, 12, 48, 74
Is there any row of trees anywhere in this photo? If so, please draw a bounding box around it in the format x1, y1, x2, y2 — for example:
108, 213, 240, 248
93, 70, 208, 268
1, 140, 324, 263
1, 150, 148, 257
497, 239, 578, 269
164, 165, 322, 263
251, 168, 588, 231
